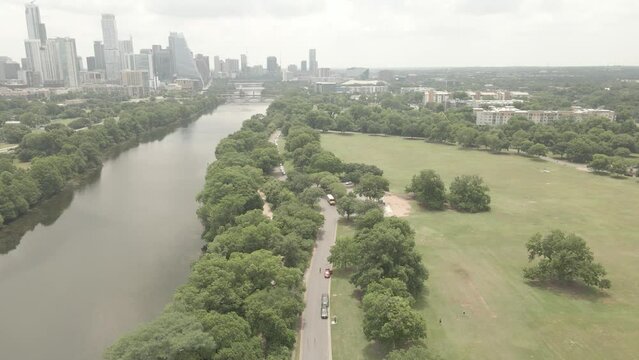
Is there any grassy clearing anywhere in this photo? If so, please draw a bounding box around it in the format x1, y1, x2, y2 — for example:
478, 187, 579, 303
330, 221, 386, 360
323, 132, 639, 360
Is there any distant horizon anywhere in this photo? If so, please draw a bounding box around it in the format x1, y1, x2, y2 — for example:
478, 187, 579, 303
2, 0, 639, 69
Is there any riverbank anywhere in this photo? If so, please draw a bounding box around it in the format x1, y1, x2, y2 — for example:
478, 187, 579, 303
0, 103, 269, 360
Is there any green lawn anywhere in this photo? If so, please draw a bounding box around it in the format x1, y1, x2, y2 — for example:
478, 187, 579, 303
323, 133, 639, 360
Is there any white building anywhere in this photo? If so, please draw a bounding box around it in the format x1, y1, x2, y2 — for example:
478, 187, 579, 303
424, 89, 450, 104
101, 14, 121, 82
339, 80, 388, 94
475, 106, 616, 126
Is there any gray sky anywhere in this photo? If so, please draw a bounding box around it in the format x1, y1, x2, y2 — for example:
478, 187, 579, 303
1, 0, 638, 68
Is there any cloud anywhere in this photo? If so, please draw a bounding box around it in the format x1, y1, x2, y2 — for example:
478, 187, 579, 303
145, 0, 327, 18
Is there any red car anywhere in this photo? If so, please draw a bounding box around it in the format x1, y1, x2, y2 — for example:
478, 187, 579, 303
324, 269, 332, 278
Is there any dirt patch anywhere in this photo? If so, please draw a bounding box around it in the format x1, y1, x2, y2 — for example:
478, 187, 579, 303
382, 192, 412, 217
258, 191, 273, 219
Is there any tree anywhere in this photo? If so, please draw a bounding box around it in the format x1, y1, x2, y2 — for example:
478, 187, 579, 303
336, 192, 358, 219
609, 157, 629, 177
29, 157, 65, 198
527, 143, 548, 157
308, 151, 343, 174
511, 130, 530, 153
613, 147, 631, 158
362, 291, 426, 348
104, 310, 217, 360
448, 175, 490, 213
354, 174, 389, 201
330, 218, 428, 295
405, 169, 446, 210
298, 186, 325, 207
523, 230, 610, 289
588, 154, 611, 173
456, 127, 479, 148
354, 208, 385, 229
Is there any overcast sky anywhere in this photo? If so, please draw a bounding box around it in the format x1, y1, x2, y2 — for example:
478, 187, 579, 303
1, 0, 638, 68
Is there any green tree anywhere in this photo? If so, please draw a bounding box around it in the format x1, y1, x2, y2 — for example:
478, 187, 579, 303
354, 174, 389, 201
405, 169, 446, 210
448, 175, 491, 213
456, 127, 479, 148
523, 230, 610, 289
336, 192, 358, 219
527, 143, 548, 157
588, 154, 611, 173
354, 208, 384, 229
104, 310, 217, 360
29, 157, 65, 198
609, 157, 629, 177
362, 291, 426, 348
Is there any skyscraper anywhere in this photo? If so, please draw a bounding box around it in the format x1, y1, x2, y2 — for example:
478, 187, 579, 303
119, 38, 134, 69
48, 37, 80, 87
213, 56, 221, 74
86, 56, 96, 71
25, 2, 47, 44
152, 45, 173, 82
168, 32, 202, 83
309, 49, 318, 74
194, 54, 210, 85
301, 60, 307, 72
93, 41, 105, 69
240, 54, 247, 73
101, 14, 121, 81
266, 56, 279, 73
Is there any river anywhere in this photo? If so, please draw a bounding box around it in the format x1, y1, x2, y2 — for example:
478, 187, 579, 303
0, 102, 269, 360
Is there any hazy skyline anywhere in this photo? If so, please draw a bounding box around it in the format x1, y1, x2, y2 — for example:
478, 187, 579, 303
1, 0, 638, 68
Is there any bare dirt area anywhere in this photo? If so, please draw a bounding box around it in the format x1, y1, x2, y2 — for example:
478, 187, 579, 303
258, 191, 273, 219
382, 192, 412, 217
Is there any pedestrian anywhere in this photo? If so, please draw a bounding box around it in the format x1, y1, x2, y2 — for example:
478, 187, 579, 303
319, 267, 322, 273
439, 318, 442, 325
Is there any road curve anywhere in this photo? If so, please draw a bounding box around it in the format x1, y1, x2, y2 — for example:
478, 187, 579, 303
299, 200, 338, 360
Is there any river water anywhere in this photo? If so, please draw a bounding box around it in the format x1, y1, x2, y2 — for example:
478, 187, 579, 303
0, 102, 269, 360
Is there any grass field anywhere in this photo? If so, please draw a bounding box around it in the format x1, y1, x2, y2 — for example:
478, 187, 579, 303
323, 133, 639, 360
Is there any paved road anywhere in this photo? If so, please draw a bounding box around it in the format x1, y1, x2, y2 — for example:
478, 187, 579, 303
299, 200, 338, 360
268, 130, 338, 359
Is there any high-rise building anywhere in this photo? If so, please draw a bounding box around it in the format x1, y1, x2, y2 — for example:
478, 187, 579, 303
128, 51, 155, 89
309, 49, 317, 74
301, 60, 307, 72
25, 2, 47, 44
194, 54, 210, 85
93, 41, 105, 69
287, 64, 298, 72
0, 57, 21, 81
223, 58, 240, 74
152, 45, 173, 82
266, 56, 279, 73
240, 54, 247, 73
213, 56, 221, 73
86, 56, 96, 71
119, 38, 134, 69
101, 14, 121, 81
48, 37, 80, 88
168, 32, 202, 84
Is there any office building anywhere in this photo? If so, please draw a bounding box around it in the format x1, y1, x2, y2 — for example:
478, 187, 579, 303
223, 58, 240, 74
48, 37, 80, 88
93, 41, 105, 69
317, 67, 330, 78
241, 54, 247, 73
86, 56, 96, 71
119, 38, 134, 69
101, 14, 121, 81
0, 58, 20, 80
152, 45, 173, 82
339, 80, 388, 94
309, 49, 317, 74
287, 64, 298, 72
301, 60, 307, 72
213, 56, 221, 73
25, 2, 47, 44
168, 32, 202, 84
266, 56, 279, 73
194, 54, 210, 85
121, 69, 149, 97
128, 51, 156, 89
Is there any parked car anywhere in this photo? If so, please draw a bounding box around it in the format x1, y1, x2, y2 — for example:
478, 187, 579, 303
321, 293, 329, 307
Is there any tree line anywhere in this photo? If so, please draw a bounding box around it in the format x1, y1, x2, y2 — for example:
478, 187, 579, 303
0, 95, 221, 227
270, 93, 639, 178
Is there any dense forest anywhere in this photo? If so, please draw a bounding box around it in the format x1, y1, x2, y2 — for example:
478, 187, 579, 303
0, 94, 221, 226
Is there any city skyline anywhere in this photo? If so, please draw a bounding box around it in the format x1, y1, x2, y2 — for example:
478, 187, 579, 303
1, 0, 639, 68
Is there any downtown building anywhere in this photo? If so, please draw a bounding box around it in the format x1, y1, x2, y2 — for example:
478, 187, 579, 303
168, 32, 203, 88
101, 14, 121, 82
23, 3, 79, 87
